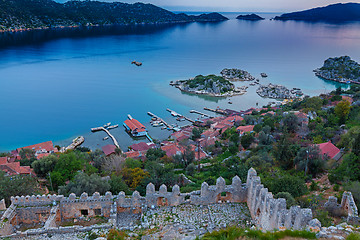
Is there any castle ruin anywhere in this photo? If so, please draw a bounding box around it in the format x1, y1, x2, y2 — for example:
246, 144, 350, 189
0, 168, 358, 238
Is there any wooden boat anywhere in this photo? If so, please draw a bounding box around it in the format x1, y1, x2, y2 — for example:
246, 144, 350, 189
131, 61, 142, 66
261, 73, 268, 77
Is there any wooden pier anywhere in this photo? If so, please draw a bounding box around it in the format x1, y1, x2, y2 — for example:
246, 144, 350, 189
190, 110, 211, 118
91, 126, 120, 150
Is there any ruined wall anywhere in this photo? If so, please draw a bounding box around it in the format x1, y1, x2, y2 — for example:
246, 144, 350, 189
325, 192, 360, 225
60, 192, 113, 220
246, 168, 314, 230
190, 176, 247, 205
15, 206, 51, 225
146, 183, 185, 207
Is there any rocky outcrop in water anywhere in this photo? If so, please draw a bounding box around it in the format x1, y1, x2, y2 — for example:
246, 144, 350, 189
256, 83, 303, 99
220, 68, 255, 81
314, 56, 360, 83
236, 14, 264, 21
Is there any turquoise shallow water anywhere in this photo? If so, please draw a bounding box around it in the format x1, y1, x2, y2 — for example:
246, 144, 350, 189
0, 13, 359, 151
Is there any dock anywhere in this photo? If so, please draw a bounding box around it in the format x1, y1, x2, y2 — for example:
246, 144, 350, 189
148, 112, 174, 131
190, 110, 211, 118
166, 108, 181, 117
91, 127, 120, 150
204, 107, 227, 115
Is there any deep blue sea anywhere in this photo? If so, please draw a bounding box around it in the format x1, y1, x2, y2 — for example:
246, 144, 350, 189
0, 12, 360, 152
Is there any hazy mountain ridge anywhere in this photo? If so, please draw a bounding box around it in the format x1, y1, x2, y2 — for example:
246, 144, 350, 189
274, 3, 360, 22
0, 0, 228, 31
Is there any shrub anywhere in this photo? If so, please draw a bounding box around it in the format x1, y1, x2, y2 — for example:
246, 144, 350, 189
107, 229, 127, 240
262, 173, 308, 198
274, 192, 296, 208
346, 233, 360, 240
314, 209, 333, 227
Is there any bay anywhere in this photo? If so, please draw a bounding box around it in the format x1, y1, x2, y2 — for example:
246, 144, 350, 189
0, 12, 359, 151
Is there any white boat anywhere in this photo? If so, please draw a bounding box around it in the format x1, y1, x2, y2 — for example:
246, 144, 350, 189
103, 136, 109, 140
103, 122, 111, 128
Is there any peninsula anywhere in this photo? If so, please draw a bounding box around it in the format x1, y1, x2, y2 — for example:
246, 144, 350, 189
171, 74, 245, 97
274, 3, 360, 22
314, 56, 360, 84
236, 14, 265, 21
0, 0, 228, 32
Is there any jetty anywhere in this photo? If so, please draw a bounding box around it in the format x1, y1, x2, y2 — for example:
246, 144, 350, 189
190, 110, 211, 118
166, 108, 181, 117
204, 107, 227, 115
147, 112, 174, 131
91, 127, 120, 149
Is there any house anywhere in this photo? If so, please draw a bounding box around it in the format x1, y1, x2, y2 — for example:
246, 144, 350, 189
14, 141, 58, 160
102, 144, 117, 156
317, 141, 341, 161
161, 143, 182, 157
123, 118, 147, 137
201, 129, 220, 139
124, 150, 146, 160
223, 115, 244, 124
236, 125, 255, 136
0, 157, 33, 176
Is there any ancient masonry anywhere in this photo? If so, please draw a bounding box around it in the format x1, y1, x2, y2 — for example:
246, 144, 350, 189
0, 168, 358, 237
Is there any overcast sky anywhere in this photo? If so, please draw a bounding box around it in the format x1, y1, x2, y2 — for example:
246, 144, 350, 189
55, 0, 360, 12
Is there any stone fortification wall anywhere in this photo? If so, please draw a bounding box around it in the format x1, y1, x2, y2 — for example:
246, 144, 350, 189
6, 168, 360, 237
60, 192, 113, 220
246, 168, 315, 231
190, 176, 247, 205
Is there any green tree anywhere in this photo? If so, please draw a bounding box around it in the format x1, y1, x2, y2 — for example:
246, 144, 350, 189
334, 100, 350, 124
241, 133, 254, 149
0, 171, 38, 205
262, 173, 308, 198
329, 153, 360, 182
58, 172, 110, 196
146, 148, 166, 162
274, 192, 296, 208
19, 148, 37, 166
144, 161, 177, 188
191, 127, 203, 141
282, 113, 299, 133
273, 135, 297, 170
294, 145, 327, 177
32, 154, 58, 177
109, 174, 131, 195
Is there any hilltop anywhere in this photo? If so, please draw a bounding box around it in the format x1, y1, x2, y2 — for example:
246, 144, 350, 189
274, 3, 360, 22
0, 0, 228, 32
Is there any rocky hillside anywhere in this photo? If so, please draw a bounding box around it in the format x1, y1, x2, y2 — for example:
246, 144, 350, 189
0, 0, 228, 31
274, 3, 360, 22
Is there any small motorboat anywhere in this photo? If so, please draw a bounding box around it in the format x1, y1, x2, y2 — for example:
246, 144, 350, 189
103, 136, 109, 140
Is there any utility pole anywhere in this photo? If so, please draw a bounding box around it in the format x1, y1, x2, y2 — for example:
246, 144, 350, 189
304, 149, 309, 176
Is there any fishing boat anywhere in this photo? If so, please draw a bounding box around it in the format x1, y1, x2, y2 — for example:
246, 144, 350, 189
261, 73, 268, 77
103, 136, 109, 140
228, 101, 233, 104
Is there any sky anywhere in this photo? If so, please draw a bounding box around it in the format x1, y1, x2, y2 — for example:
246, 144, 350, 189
55, 0, 360, 12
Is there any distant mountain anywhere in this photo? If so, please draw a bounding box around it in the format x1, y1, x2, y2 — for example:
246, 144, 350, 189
236, 14, 264, 21
0, 0, 228, 32
274, 3, 360, 22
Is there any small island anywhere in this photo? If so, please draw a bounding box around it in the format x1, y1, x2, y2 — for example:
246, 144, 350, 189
220, 68, 255, 81
236, 14, 265, 21
171, 74, 246, 97
256, 83, 303, 99
314, 56, 360, 84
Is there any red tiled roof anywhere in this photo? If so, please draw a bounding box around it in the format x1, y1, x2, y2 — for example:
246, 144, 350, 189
201, 129, 220, 138
236, 125, 254, 133
130, 142, 155, 151
102, 144, 117, 156
125, 151, 142, 159
317, 141, 340, 159
0, 157, 8, 165
16, 141, 55, 153
224, 115, 244, 123
161, 144, 182, 157
124, 119, 146, 132
0, 162, 33, 175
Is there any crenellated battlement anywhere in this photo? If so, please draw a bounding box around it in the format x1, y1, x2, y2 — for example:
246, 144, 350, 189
4, 168, 358, 237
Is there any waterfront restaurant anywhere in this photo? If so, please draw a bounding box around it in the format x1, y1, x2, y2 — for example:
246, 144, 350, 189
123, 118, 147, 137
